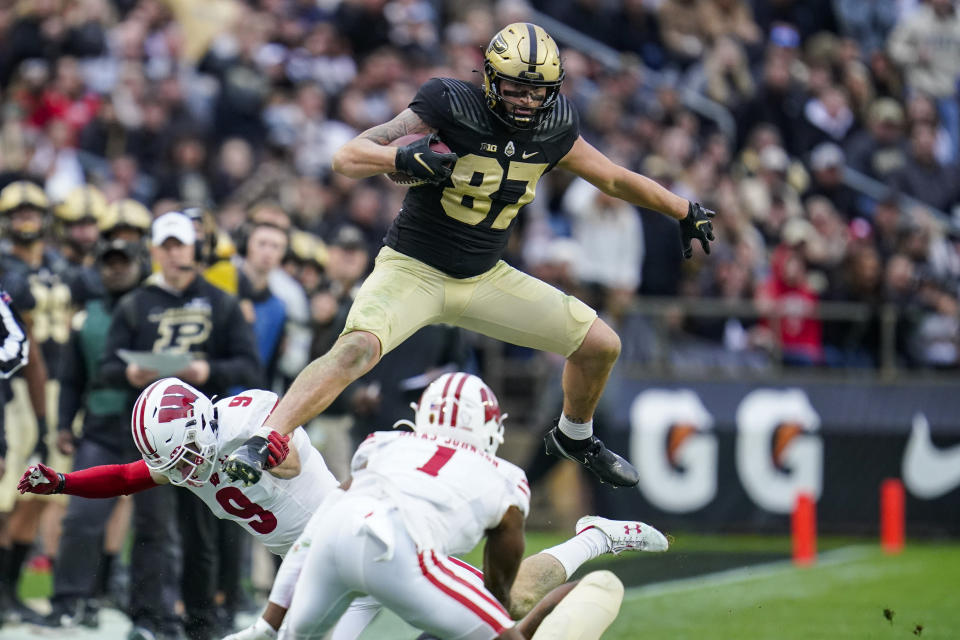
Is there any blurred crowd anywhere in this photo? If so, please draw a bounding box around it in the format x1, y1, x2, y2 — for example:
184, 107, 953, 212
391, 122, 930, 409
1, 0, 959, 371
2, 0, 959, 374
0, 0, 958, 636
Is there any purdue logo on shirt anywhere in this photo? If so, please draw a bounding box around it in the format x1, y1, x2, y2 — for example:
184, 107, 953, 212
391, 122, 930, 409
150, 307, 213, 352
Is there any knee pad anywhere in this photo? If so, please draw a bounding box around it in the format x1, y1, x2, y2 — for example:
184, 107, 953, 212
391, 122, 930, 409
530, 570, 624, 640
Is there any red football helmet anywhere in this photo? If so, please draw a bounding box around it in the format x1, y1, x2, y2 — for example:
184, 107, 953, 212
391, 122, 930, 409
131, 378, 217, 486
411, 372, 506, 455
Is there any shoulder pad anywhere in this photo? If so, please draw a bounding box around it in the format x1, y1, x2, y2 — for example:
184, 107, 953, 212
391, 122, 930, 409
531, 94, 578, 142
439, 78, 494, 136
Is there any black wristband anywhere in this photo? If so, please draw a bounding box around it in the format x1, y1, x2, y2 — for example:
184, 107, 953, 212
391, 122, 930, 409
55, 473, 66, 494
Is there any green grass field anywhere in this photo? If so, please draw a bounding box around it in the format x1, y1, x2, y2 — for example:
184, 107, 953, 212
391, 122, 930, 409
15, 533, 960, 639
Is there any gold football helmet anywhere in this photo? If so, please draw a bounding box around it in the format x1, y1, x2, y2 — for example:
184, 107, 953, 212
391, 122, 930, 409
54, 185, 108, 224
0, 180, 50, 243
100, 199, 153, 236
483, 23, 565, 129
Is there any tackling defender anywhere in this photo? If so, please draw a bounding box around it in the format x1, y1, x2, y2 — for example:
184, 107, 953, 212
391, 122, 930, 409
21, 375, 666, 639
226, 373, 668, 640
223, 22, 715, 491
19, 378, 381, 640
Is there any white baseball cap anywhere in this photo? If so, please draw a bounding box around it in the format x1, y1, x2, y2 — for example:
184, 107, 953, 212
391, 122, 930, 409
152, 211, 196, 246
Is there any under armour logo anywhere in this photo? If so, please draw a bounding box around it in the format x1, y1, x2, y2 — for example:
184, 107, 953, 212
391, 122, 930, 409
624, 524, 642, 535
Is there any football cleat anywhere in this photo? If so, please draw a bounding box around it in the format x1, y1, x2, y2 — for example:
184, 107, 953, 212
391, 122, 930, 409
222, 617, 278, 640
544, 426, 639, 487
5, 597, 48, 625
576, 516, 669, 554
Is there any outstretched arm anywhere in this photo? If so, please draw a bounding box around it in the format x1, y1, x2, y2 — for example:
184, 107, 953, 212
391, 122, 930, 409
18, 460, 164, 498
557, 136, 688, 219
484, 505, 526, 608
332, 108, 437, 178
558, 136, 716, 257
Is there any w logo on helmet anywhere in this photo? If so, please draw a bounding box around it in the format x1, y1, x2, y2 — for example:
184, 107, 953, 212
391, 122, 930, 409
157, 384, 199, 423
478, 385, 500, 425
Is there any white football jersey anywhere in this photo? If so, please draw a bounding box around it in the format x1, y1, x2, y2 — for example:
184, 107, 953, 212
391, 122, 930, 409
187, 389, 339, 555
348, 430, 530, 555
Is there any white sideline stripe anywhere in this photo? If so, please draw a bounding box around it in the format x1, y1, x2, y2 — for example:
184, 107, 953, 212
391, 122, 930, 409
623, 545, 874, 601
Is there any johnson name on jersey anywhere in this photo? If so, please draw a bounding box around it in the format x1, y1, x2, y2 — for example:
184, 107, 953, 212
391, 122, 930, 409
190, 389, 340, 555
385, 77, 580, 278
348, 430, 530, 555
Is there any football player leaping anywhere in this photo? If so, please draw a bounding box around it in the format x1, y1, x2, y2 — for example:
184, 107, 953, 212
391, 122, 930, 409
223, 22, 716, 491
225, 373, 668, 640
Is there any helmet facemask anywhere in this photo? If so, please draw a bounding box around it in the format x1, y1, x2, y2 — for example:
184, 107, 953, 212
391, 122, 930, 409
132, 378, 218, 487
159, 417, 218, 487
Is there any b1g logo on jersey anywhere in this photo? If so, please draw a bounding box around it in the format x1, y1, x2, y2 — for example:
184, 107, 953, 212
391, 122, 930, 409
630, 390, 717, 513
736, 389, 822, 514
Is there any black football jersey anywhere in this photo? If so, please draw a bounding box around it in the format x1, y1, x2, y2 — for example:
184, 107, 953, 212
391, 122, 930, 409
385, 77, 580, 278
0, 250, 73, 369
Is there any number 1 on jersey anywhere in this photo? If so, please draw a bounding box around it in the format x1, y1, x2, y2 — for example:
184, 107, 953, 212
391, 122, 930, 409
417, 445, 457, 477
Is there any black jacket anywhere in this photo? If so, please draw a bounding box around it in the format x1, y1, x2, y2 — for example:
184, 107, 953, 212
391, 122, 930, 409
100, 273, 261, 404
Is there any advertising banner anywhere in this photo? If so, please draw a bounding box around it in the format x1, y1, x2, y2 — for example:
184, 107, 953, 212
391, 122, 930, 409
591, 379, 960, 535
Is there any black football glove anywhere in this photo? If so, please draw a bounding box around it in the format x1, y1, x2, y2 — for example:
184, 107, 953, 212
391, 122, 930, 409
679, 201, 716, 259
394, 134, 458, 185
223, 435, 270, 487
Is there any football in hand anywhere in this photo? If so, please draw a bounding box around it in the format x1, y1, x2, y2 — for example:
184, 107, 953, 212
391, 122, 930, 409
387, 134, 453, 186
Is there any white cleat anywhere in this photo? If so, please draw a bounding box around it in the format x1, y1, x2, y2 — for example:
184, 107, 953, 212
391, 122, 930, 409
575, 515, 670, 553
221, 617, 278, 640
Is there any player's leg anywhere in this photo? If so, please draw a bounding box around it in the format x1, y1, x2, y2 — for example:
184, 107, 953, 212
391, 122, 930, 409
0, 379, 47, 624
37, 379, 71, 573
129, 484, 182, 638
280, 498, 392, 639
178, 489, 219, 640
455, 262, 637, 487
270, 247, 447, 432
225, 247, 446, 485
511, 515, 668, 619
420, 571, 622, 640
226, 503, 380, 640
44, 438, 122, 626
362, 538, 516, 640
525, 571, 624, 640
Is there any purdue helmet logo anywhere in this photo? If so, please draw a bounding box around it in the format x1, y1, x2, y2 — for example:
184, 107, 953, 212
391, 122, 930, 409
490, 34, 508, 55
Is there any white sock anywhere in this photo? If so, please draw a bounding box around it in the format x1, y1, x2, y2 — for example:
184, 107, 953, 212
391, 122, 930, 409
558, 414, 593, 441
541, 528, 610, 579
